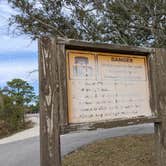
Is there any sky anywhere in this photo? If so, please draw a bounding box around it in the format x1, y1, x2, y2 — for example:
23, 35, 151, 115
0, 1, 38, 94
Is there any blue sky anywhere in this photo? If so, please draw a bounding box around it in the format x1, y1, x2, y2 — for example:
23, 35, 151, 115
0, 1, 38, 94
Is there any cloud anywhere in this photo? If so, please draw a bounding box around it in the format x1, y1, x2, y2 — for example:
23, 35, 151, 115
0, 1, 37, 53
0, 60, 38, 85
0, 51, 38, 86
0, 35, 37, 53
0, 1, 39, 93
0, 1, 16, 32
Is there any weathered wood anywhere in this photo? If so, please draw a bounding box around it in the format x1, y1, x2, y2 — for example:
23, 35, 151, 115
39, 37, 62, 166
58, 38, 153, 55
154, 48, 166, 166
61, 116, 161, 134
58, 44, 68, 127
148, 50, 158, 117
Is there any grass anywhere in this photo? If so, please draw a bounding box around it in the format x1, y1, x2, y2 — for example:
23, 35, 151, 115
62, 134, 157, 166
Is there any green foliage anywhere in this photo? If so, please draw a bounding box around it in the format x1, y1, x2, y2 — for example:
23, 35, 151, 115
25, 96, 39, 113
0, 92, 4, 112
30, 95, 39, 113
5, 78, 36, 106
0, 79, 37, 134
8, 0, 166, 47
0, 93, 24, 131
27, 104, 39, 114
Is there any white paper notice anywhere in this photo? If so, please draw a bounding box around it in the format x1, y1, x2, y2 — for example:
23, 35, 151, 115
67, 51, 152, 123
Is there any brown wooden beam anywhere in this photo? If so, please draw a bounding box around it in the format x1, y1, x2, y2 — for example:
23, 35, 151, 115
154, 48, 166, 166
61, 116, 160, 134
39, 37, 62, 166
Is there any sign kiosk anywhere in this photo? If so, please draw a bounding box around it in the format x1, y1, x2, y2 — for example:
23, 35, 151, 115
39, 37, 165, 166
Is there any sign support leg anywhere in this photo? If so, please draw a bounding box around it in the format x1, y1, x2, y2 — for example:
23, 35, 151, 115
39, 37, 61, 166
154, 122, 166, 166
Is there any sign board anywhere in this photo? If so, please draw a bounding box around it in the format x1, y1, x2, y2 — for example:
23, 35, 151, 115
67, 50, 152, 123
39, 38, 164, 166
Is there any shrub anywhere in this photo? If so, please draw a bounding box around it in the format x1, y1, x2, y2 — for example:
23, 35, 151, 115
0, 94, 24, 132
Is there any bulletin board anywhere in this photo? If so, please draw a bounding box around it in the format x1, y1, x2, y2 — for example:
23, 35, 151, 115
66, 50, 152, 124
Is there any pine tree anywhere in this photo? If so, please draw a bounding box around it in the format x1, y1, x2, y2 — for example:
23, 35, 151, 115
8, 0, 166, 47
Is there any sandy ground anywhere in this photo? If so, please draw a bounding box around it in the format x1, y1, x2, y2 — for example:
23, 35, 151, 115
0, 114, 39, 144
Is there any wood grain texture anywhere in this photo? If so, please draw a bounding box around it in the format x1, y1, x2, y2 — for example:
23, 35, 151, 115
154, 48, 166, 166
148, 50, 158, 117
61, 116, 160, 134
57, 38, 153, 55
39, 37, 62, 166
58, 44, 68, 127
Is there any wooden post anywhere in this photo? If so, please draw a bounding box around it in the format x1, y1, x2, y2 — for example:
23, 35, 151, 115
39, 37, 63, 166
154, 48, 166, 166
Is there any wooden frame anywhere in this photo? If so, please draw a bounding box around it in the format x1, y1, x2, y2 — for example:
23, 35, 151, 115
60, 38, 160, 134
39, 37, 166, 166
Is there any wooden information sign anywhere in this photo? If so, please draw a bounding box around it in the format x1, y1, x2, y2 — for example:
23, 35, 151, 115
39, 38, 166, 166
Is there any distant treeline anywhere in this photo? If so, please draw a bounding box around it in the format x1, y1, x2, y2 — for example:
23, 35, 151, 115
0, 78, 39, 137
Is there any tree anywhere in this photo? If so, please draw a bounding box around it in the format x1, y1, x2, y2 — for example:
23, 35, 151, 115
31, 95, 39, 113
8, 0, 166, 47
0, 90, 24, 131
1, 78, 36, 126
0, 89, 4, 112
4, 78, 36, 106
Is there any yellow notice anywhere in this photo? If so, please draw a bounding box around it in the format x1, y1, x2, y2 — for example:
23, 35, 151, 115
67, 51, 152, 123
